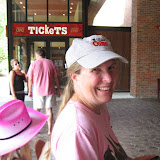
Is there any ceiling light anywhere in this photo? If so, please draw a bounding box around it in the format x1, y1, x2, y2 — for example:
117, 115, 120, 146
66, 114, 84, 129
23, 6, 25, 8
34, 13, 37, 15
20, 2, 23, 4
71, 3, 73, 5
70, 7, 72, 9
63, 14, 65, 16
69, 11, 72, 13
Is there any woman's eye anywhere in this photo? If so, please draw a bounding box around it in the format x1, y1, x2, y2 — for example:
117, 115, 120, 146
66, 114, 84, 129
109, 65, 116, 71
92, 68, 100, 72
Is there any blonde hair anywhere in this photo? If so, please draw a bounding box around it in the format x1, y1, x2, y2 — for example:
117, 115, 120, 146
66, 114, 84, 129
19, 143, 32, 160
58, 62, 82, 116
0, 143, 32, 160
10, 59, 18, 68
39, 141, 51, 160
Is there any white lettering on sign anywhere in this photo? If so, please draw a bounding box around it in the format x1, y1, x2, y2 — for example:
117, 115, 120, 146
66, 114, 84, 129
62, 27, 67, 34
39, 27, 44, 34
28, 24, 68, 35
28, 27, 35, 34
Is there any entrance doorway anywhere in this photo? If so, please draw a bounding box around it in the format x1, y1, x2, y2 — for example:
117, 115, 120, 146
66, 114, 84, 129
28, 38, 67, 89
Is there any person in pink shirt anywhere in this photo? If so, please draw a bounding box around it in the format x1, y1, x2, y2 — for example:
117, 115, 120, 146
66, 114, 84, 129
27, 48, 61, 135
51, 35, 157, 160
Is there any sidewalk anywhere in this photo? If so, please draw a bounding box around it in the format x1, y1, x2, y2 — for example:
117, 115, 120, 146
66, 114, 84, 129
0, 75, 160, 159
24, 98, 160, 159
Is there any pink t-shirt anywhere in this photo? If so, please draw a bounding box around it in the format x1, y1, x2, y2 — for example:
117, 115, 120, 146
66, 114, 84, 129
51, 100, 128, 160
27, 58, 58, 96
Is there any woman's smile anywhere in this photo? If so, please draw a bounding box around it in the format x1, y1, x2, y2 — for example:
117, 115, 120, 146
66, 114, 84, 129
97, 87, 110, 91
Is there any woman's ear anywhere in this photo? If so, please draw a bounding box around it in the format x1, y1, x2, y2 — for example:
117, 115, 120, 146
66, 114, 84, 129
70, 72, 79, 82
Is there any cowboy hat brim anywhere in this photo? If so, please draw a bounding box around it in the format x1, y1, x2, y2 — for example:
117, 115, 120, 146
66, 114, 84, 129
0, 107, 48, 156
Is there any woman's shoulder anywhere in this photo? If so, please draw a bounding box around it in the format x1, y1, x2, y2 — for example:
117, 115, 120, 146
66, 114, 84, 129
67, 100, 99, 129
10, 70, 15, 75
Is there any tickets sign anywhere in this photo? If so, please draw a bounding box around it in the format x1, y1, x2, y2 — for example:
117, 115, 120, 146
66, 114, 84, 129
12, 23, 83, 37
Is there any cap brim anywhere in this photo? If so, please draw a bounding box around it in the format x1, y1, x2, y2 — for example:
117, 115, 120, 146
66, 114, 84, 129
0, 107, 48, 156
77, 50, 128, 69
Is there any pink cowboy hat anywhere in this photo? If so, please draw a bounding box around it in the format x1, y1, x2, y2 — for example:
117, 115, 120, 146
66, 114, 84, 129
0, 99, 49, 156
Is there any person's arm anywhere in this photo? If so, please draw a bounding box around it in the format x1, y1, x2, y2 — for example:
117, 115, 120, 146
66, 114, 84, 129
9, 71, 17, 99
21, 70, 28, 82
55, 76, 61, 97
27, 63, 34, 97
28, 78, 33, 97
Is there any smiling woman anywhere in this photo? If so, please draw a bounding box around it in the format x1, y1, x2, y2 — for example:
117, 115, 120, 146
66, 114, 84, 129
51, 35, 129, 159
50, 35, 157, 160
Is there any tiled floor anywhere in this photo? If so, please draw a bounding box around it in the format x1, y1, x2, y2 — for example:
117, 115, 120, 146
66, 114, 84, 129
0, 95, 160, 159
107, 98, 160, 158
29, 97, 160, 159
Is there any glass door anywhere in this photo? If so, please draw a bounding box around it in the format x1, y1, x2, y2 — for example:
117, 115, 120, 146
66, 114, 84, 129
50, 41, 66, 88
29, 41, 46, 63
13, 37, 28, 94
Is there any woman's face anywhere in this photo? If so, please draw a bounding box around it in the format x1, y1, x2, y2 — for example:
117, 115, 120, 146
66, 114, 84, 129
73, 59, 117, 112
13, 60, 20, 70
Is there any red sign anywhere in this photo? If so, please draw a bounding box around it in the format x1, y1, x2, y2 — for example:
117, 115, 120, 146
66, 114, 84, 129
12, 23, 83, 37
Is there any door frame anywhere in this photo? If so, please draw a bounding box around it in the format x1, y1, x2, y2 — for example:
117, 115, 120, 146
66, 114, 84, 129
26, 37, 69, 70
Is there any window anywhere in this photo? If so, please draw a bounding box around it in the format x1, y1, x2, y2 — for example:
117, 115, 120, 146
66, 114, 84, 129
13, 37, 28, 93
12, 0, 26, 22
50, 41, 66, 86
69, 0, 82, 22
48, 0, 68, 22
69, 38, 74, 46
12, 0, 83, 23
27, 0, 47, 22
13, 38, 27, 70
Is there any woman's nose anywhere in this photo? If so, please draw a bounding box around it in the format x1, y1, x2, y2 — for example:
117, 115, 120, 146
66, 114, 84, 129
102, 72, 112, 83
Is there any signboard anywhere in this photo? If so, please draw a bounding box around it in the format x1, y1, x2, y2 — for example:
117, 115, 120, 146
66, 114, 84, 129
12, 23, 83, 37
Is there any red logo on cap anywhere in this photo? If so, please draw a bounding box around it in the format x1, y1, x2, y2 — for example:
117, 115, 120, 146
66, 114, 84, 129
92, 41, 108, 46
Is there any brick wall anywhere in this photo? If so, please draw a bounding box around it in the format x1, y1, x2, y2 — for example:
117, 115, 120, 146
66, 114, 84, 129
131, 0, 160, 98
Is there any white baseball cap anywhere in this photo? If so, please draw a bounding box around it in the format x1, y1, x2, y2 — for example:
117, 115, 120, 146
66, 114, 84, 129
66, 35, 128, 69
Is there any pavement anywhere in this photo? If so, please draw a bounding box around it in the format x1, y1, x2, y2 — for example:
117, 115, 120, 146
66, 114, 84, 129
0, 96, 160, 159
0, 74, 160, 159
107, 98, 160, 158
